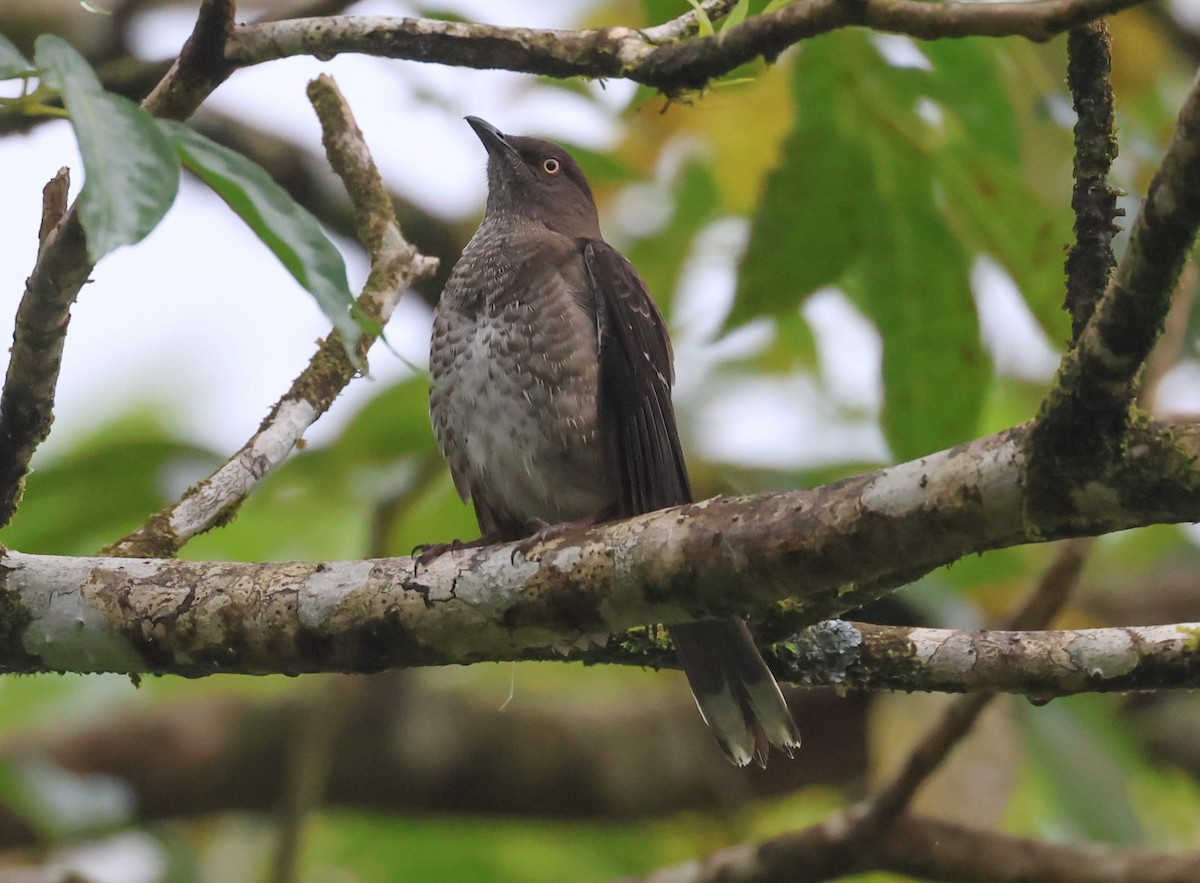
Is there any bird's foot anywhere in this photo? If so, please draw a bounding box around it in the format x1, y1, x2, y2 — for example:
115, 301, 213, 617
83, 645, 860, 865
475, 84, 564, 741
411, 537, 486, 573
510, 516, 601, 563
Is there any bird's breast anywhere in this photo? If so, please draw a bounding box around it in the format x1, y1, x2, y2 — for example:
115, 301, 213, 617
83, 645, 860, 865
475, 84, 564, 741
430, 228, 612, 525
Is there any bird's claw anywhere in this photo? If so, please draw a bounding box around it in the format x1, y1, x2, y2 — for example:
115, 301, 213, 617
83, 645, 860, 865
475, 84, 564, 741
411, 539, 469, 575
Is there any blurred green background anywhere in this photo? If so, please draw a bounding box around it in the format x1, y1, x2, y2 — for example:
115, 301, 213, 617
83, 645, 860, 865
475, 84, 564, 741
2, 0, 1200, 880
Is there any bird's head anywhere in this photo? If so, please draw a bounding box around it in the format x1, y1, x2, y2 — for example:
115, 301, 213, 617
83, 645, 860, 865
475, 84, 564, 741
465, 116, 602, 239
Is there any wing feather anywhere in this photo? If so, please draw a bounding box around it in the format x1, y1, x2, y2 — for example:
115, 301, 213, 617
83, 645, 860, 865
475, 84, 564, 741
583, 240, 691, 516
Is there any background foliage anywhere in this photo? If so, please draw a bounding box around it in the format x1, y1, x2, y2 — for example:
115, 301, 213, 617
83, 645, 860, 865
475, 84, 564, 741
1, 0, 1200, 880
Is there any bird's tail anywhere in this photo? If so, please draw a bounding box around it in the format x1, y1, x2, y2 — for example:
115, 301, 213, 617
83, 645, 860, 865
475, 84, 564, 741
668, 618, 801, 767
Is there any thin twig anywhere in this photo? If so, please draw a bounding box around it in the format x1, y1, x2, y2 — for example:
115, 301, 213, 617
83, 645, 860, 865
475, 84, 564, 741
105, 75, 436, 557
269, 678, 362, 883
37, 168, 70, 248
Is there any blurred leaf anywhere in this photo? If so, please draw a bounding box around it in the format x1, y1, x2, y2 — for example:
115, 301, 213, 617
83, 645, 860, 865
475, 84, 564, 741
159, 120, 360, 358
732, 126, 870, 328
745, 31, 985, 459
558, 141, 640, 185
336, 375, 438, 460
0, 758, 133, 842
626, 160, 719, 312
1020, 697, 1144, 844
853, 171, 982, 460
303, 810, 683, 882
185, 446, 369, 562
387, 467, 477, 553
1, 411, 221, 556
915, 39, 1020, 160
721, 0, 751, 32
34, 35, 180, 262
0, 33, 33, 79
185, 376, 443, 561
750, 309, 818, 374
683, 0, 715, 35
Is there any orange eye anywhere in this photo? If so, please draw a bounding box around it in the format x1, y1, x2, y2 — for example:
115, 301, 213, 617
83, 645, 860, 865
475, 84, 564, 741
542, 157, 561, 175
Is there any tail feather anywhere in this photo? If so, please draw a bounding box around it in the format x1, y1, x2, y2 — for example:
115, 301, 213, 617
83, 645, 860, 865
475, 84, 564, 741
668, 618, 801, 767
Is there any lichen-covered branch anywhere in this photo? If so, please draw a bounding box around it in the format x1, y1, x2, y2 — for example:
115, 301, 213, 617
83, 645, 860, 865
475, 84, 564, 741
0, 168, 76, 530
0, 420, 1197, 677
227, 0, 1145, 96
140, 0, 236, 121
1064, 22, 1120, 339
785, 617, 1200, 698
1030, 58, 1200, 523
104, 75, 436, 558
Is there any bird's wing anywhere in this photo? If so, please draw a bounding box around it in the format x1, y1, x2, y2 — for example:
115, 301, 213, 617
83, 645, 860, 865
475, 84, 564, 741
583, 239, 692, 516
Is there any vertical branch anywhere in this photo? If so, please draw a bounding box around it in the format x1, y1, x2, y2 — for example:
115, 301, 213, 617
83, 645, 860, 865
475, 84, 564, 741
1064, 22, 1121, 339
0, 168, 76, 529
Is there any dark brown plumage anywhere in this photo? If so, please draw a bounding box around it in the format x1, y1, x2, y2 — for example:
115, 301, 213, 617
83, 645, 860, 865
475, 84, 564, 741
428, 116, 801, 766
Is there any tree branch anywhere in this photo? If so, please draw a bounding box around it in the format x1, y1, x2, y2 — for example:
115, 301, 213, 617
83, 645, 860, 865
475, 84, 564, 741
0, 168, 74, 530
790, 618, 1200, 697
0, 0, 237, 533
0, 420, 1195, 677
1064, 22, 1120, 339
104, 75, 436, 558
632, 812, 1200, 883
227, 0, 1146, 96
828, 536, 1090, 849
0, 674, 855, 850
1030, 55, 1200, 522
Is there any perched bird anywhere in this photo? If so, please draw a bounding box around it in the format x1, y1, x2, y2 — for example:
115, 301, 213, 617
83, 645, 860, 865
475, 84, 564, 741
428, 116, 801, 766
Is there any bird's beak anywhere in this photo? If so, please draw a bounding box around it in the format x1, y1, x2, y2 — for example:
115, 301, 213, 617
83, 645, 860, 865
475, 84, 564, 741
465, 116, 518, 159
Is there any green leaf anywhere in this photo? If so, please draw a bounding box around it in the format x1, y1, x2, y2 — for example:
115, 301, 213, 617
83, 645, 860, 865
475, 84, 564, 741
732, 127, 871, 327
1020, 698, 1144, 844
721, 0, 751, 33
854, 165, 983, 461
159, 120, 361, 355
34, 35, 180, 262
736, 31, 994, 457
684, 0, 715, 36
0, 33, 34, 79
0, 409, 222, 556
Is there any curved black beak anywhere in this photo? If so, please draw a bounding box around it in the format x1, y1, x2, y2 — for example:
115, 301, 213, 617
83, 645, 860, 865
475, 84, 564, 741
465, 116, 517, 158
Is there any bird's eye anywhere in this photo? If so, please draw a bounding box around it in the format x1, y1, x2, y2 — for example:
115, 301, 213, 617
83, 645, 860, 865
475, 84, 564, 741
542, 157, 561, 175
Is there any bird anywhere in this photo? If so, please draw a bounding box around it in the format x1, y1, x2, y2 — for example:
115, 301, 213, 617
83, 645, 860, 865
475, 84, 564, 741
427, 116, 801, 766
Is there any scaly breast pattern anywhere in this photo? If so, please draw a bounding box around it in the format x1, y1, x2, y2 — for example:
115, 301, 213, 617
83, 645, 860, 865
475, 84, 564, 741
429, 221, 612, 530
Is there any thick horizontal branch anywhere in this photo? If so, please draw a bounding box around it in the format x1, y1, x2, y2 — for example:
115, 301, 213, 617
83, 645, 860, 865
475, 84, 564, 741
228, 0, 1145, 94
0, 421, 1196, 677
